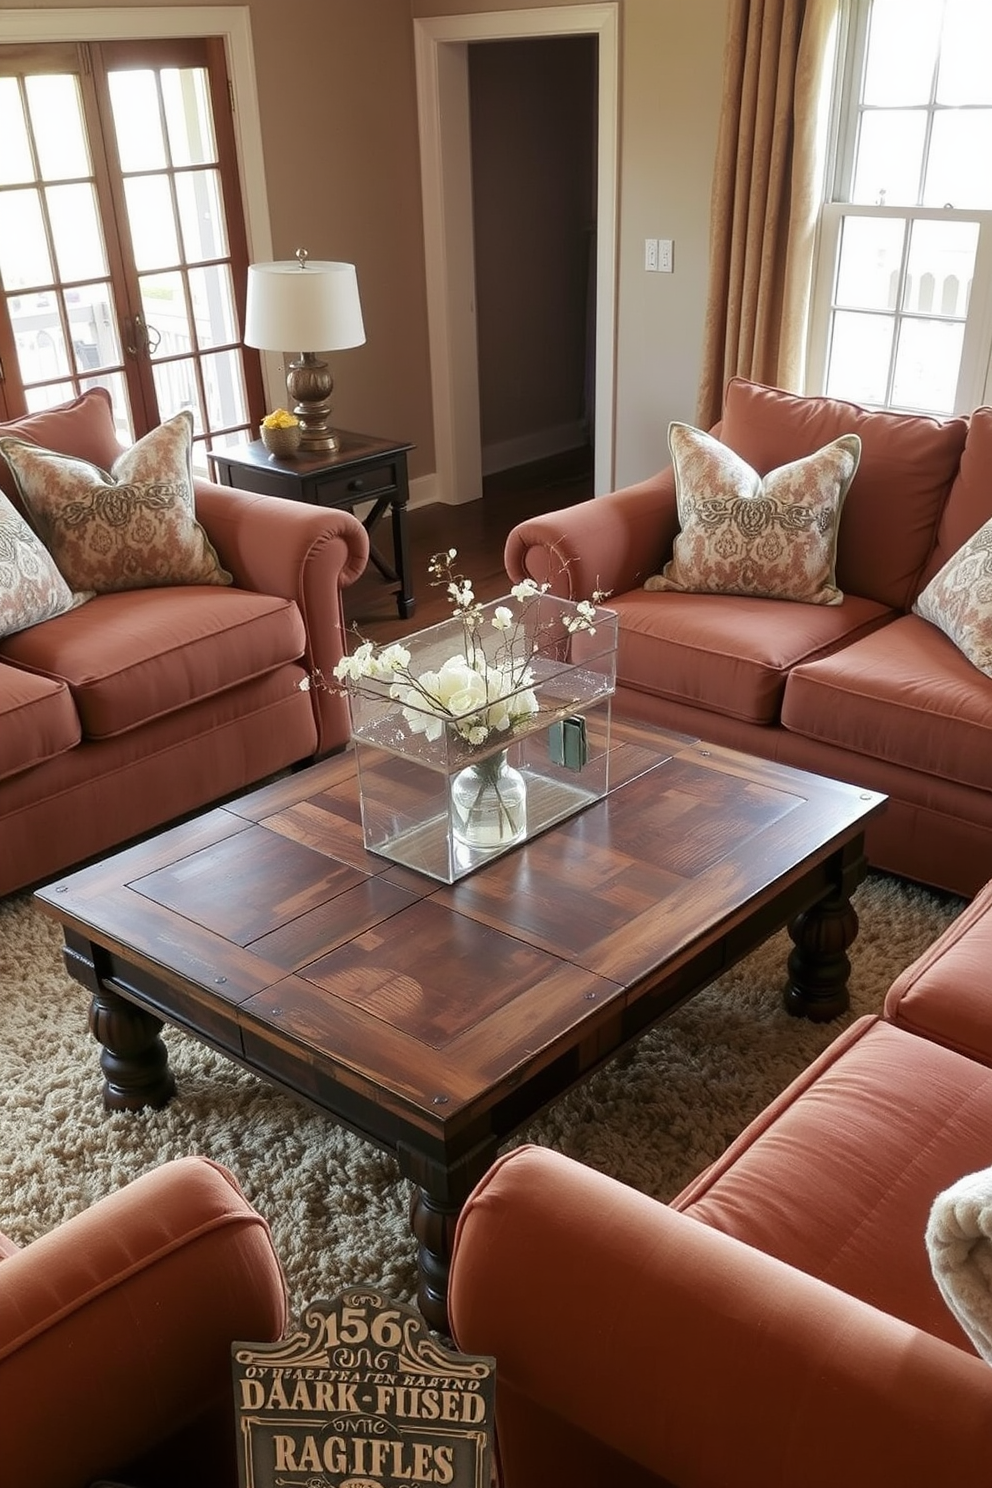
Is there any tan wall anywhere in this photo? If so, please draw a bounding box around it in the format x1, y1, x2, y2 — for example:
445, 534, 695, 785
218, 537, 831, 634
236, 0, 433, 477
7, 0, 729, 493
614, 0, 728, 485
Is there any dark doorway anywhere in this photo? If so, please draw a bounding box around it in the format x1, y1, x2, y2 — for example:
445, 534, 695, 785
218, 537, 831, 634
468, 36, 598, 482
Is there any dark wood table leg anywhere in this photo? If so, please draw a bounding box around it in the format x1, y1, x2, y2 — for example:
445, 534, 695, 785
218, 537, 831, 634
89, 982, 177, 1111
356, 491, 415, 618
783, 888, 860, 1022
390, 490, 415, 619
61, 928, 177, 1110
359, 495, 397, 581
409, 1188, 460, 1335
402, 1138, 497, 1336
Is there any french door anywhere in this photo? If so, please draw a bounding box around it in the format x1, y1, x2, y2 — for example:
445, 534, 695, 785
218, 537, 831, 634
0, 37, 263, 468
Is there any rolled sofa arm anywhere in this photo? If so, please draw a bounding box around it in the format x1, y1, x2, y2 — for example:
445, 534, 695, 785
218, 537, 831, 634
195, 478, 370, 754
0, 1155, 287, 1488
449, 1145, 992, 1488
503, 467, 679, 601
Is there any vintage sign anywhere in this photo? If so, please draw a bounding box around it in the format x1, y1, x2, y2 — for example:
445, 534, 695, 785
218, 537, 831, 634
232, 1288, 496, 1488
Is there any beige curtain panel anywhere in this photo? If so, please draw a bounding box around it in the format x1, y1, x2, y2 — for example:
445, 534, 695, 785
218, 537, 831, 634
697, 0, 841, 428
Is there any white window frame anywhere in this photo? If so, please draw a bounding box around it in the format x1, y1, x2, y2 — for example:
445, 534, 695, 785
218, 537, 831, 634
807, 0, 992, 413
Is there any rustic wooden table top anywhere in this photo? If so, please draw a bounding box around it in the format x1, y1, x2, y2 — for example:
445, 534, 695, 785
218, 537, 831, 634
37, 718, 885, 1331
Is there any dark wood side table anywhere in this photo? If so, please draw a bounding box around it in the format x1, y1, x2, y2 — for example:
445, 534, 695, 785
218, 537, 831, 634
208, 431, 416, 618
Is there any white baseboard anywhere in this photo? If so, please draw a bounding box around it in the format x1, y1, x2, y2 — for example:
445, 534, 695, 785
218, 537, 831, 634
481, 421, 588, 477
408, 420, 589, 508
408, 471, 439, 510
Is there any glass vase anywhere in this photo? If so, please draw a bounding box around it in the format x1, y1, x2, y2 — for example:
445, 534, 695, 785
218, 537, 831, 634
348, 592, 618, 882
450, 749, 527, 851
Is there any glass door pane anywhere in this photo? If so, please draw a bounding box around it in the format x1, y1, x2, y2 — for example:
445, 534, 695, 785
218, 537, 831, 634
0, 55, 132, 437
0, 38, 262, 463
101, 42, 255, 466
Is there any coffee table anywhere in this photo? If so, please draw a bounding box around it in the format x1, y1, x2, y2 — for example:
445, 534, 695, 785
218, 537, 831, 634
36, 720, 885, 1333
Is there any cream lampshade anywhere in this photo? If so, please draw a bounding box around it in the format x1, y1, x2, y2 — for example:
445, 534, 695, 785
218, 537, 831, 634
244, 249, 366, 453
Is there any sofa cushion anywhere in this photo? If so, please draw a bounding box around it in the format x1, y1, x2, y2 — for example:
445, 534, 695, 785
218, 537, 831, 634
610, 588, 894, 725
673, 1014, 992, 1350
0, 490, 89, 640
0, 664, 80, 782
781, 614, 992, 793
718, 378, 969, 610
0, 388, 122, 519
885, 880, 992, 1068
913, 517, 992, 678
0, 586, 307, 739
918, 405, 992, 591
645, 424, 860, 606
0, 411, 231, 594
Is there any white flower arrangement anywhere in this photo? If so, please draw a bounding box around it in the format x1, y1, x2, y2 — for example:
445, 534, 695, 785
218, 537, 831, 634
331, 549, 605, 750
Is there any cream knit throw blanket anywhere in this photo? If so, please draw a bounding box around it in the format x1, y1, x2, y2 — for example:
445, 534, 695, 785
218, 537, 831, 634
926, 1166, 992, 1363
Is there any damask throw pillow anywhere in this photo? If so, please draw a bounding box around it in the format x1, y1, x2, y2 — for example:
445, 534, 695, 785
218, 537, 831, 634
913, 517, 992, 678
0, 489, 89, 639
645, 423, 862, 606
0, 410, 232, 595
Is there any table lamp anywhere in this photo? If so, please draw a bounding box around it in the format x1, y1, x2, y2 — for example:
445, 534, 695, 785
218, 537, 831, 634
244, 249, 366, 453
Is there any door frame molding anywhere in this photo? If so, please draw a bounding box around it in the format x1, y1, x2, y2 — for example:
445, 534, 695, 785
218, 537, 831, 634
414, 4, 620, 504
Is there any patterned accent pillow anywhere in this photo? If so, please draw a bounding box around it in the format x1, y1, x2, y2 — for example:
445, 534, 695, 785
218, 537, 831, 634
645, 423, 862, 606
0, 411, 231, 594
0, 489, 90, 639
913, 518, 992, 678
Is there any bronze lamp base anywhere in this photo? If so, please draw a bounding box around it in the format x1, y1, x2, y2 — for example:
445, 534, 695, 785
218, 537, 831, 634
287, 351, 340, 452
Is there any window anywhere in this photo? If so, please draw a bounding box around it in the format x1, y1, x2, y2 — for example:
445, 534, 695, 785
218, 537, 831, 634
808, 0, 992, 415
0, 38, 264, 467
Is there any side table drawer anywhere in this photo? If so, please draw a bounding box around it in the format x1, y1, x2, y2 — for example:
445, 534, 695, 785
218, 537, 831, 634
314, 459, 400, 508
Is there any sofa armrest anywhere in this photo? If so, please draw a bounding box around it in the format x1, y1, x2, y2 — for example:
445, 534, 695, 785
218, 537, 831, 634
195, 478, 370, 754
449, 1146, 992, 1488
0, 1156, 287, 1488
884, 878, 992, 1064
503, 467, 679, 600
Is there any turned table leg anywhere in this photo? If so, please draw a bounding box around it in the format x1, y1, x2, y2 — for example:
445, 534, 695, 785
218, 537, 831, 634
409, 1188, 461, 1336
89, 982, 176, 1111
783, 889, 859, 1022
403, 1136, 498, 1337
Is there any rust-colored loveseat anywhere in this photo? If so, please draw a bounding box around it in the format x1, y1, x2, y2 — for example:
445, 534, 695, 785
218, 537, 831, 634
0, 1155, 287, 1488
505, 379, 992, 896
0, 390, 369, 898
450, 880, 992, 1487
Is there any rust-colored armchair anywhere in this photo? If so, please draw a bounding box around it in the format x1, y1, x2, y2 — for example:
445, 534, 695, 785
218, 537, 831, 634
449, 883, 992, 1487
0, 1156, 287, 1488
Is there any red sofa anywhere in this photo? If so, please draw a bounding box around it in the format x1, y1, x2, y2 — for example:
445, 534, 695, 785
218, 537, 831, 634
0, 390, 369, 897
449, 880, 992, 1488
504, 379, 992, 896
0, 1156, 287, 1488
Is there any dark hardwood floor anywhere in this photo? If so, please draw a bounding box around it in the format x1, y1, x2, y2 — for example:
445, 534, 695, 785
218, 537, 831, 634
343, 445, 594, 645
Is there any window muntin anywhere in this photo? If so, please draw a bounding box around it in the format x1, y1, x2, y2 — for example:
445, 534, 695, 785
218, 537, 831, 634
0, 39, 262, 465
810, 0, 992, 414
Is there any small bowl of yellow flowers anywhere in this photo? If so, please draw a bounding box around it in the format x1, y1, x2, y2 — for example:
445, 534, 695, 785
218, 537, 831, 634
260, 409, 302, 459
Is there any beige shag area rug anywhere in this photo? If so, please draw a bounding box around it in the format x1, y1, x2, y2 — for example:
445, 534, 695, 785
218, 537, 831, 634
0, 872, 965, 1318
